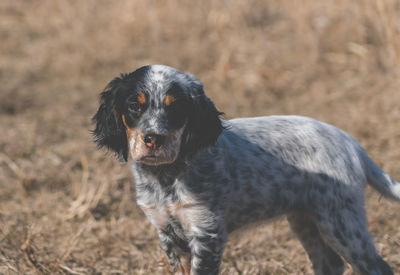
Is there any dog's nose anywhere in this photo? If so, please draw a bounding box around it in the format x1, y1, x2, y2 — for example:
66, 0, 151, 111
143, 133, 166, 149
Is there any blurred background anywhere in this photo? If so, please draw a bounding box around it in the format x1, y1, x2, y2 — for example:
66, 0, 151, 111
1, 0, 399, 274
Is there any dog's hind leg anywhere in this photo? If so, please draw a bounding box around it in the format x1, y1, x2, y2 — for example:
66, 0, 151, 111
287, 212, 345, 275
314, 206, 394, 275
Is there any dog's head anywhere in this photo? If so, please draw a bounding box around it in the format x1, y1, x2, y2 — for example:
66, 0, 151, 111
92, 65, 223, 165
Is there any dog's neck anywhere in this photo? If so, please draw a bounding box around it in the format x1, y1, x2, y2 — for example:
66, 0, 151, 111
131, 157, 187, 187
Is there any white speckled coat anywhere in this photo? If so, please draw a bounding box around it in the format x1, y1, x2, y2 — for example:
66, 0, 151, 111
93, 65, 399, 275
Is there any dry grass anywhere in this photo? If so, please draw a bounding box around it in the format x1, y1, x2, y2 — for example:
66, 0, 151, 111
1, 0, 400, 274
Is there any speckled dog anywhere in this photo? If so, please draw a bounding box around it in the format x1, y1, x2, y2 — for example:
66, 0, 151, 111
93, 65, 400, 275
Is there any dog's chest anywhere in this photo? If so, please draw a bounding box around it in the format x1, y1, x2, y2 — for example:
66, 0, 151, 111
135, 180, 201, 232
139, 201, 197, 232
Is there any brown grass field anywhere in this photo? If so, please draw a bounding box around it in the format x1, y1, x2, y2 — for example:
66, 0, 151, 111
1, 0, 400, 274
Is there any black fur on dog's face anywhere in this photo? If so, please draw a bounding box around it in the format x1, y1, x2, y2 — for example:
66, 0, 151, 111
92, 65, 223, 165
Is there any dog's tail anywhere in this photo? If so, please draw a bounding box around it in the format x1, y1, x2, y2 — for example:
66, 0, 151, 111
364, 154, 400, 202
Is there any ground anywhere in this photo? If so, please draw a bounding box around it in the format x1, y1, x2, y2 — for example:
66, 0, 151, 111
0, 0, 399, 274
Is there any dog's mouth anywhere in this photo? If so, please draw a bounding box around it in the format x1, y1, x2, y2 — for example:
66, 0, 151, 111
126, 125, 186, 166
139, 155, 157, 162
137, 154, 175, 166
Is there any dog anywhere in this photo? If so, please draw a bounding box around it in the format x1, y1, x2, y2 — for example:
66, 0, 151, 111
93, 65, 399, 275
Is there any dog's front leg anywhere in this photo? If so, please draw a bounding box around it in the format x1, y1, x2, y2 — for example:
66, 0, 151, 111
188, 224, 226, 275
157, 226, 191, 275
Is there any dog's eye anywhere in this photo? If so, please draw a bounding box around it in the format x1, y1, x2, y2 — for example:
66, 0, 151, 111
128, 102, 141, 113
127, 93, 147, 113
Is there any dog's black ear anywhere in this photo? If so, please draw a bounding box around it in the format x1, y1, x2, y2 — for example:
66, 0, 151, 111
92, 76, 128, 162
183, 73, 224, 155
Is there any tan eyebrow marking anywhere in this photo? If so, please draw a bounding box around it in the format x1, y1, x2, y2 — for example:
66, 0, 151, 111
137, 93, 146, 104
164, 94, 175, 106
